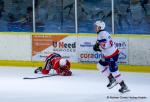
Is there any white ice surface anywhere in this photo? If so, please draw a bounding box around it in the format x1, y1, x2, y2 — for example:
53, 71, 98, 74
0, 66, 150, 102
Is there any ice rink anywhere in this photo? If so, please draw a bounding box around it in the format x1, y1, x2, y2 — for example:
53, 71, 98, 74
0, 66, 150, 102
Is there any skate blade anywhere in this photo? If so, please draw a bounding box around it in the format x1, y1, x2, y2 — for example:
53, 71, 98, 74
119, 89, 130, 93
108, 82, 118, 89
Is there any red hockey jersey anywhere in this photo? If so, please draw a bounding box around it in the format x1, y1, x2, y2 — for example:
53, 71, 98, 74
42, 53, 71, 76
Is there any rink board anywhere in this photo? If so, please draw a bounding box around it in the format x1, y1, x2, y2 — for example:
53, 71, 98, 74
31, 34, 128, 64
0, 32, 150, 72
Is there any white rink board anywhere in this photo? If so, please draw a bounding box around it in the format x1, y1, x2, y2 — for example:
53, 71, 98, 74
129, 38, 150, 65
0, 33, 150, 66
0, 34, 31, 60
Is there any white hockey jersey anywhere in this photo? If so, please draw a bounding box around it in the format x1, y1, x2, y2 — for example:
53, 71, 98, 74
97, 31, 119, 58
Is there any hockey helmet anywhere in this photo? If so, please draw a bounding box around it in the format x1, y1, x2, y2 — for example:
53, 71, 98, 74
95, 20, 105, 30
59, 58, 67, 67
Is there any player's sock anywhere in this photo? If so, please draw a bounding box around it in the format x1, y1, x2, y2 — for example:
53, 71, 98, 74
119, 81, 130, 93
108, 70, 123, 89
97, 64, 118, 89
97, 64, 110, 77
112, 71, 123, 83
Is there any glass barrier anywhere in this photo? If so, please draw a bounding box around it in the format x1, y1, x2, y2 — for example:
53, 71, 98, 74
0, 0, 33, 32
0, 0, 149, 34
77, 0, 112, 33
35, 0, 75, 33
114, 0, 150, 34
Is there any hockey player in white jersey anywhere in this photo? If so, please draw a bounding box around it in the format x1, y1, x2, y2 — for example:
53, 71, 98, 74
93, 20, 130, 93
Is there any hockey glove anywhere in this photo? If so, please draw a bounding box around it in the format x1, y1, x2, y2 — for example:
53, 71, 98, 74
60, 70, 72, 76
34, 67, 42, 74
93, 41, 101, 52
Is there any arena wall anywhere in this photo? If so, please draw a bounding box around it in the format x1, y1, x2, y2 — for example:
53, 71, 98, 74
0, 32, 150, 72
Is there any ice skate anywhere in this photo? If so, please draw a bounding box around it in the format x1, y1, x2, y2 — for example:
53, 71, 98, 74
107, 77, 118, 89
119, 81, 130, 93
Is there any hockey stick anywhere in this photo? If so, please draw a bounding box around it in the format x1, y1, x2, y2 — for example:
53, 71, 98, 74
23, 74, 58, 79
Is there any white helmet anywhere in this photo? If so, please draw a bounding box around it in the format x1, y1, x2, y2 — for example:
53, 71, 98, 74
59, 59, 67, 67
95, 20, 105, 30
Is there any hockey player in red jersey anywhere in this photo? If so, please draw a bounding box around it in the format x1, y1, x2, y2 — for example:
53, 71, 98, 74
34, 53, 72, 76
93, 20, 130, 93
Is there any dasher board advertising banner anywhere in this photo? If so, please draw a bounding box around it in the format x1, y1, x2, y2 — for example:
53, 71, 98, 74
32, 35, 128, 64
32, 35, 77, 62
77, 36, 103, 63
114, 37, 128, 64
78, 36, 128, 64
